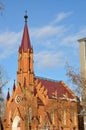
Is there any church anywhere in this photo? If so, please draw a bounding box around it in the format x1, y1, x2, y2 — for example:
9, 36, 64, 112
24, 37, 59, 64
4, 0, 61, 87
4, 14, 80, 130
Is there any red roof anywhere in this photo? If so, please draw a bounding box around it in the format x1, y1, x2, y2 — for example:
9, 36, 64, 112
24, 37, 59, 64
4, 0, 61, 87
19, 23, 32, 53
37, 77, 75, 99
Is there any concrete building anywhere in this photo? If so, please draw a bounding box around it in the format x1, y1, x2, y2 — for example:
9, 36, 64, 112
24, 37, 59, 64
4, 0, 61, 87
78, 38, 86, 130
4, 14, 80, 130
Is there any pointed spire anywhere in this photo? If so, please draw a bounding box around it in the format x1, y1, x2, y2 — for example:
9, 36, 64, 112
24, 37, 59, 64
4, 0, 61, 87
19, 11, 32, 53
13, 80, 16, 91
7, 88, 10, 101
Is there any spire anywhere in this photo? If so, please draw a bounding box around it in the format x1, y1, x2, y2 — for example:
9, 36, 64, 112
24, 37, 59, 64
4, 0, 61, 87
19, 11, 32, 53
6, 88, 10, 101
13, 80, 16, 91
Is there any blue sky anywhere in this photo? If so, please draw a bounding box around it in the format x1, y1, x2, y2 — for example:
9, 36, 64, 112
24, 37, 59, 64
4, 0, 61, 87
0, 0, 86, 95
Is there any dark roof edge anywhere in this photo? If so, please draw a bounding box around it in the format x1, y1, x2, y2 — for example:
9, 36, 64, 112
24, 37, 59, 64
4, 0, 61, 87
35, 76, 62, 83
78, 37, 86, 42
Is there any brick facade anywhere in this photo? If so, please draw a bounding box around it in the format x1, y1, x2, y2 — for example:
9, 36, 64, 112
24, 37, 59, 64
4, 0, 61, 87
4, 15, 80, 130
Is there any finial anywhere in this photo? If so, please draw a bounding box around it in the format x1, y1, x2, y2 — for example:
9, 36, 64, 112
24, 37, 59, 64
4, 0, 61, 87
24, 10, 28, 23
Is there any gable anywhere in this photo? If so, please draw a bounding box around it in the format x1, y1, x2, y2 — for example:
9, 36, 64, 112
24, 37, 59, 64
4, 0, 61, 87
36, 77, 76, 99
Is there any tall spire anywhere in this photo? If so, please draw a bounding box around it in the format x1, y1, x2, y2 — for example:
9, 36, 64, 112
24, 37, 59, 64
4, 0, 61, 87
19, 11, 32, 53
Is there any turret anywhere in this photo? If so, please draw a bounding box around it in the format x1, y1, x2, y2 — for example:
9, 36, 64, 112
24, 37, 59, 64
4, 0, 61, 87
6, 88, 10, 101
12, 80, 16, 94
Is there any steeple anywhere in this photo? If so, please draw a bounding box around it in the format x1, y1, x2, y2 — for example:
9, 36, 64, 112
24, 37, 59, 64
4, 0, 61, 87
17, 12, 34, 88
19, 12, 32, 53
6, 88, 10, 101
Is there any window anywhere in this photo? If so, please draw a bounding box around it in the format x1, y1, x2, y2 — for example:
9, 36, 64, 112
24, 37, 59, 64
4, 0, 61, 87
63, 110, 66, 125
74, 112, 77, 125
51, 110, 54, 124
29, 107, 32, 123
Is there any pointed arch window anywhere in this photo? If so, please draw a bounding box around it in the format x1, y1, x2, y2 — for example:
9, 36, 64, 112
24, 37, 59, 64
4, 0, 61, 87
29, 107, 32, 123
63, 110, 66, 125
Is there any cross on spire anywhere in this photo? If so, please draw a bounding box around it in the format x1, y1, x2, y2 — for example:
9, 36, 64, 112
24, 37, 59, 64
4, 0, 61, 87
24, 10, 28, 23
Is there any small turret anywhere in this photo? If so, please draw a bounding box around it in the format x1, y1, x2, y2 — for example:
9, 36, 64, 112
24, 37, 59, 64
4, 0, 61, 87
6, 88, 10, 101
13, 80, 16, 92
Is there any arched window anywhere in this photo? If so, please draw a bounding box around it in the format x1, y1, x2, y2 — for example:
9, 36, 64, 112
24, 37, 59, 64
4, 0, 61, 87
29, 107, 32, 123
12, 116, 21, 130
63, 110, 66, 125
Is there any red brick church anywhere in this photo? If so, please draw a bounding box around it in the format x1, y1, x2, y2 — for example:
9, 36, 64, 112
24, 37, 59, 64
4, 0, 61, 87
4, 14, 80, 130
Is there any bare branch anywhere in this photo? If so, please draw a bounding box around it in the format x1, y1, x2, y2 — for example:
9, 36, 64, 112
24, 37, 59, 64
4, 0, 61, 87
0, 1, 5, 11
65, 63, 82, 96
0, 65, 8, 118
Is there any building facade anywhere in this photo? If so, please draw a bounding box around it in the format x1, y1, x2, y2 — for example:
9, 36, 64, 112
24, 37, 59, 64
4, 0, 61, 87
4, 14, 80, 130
78, 38, 86, 130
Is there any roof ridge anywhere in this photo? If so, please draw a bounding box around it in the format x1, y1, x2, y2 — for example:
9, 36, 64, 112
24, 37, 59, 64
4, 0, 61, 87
60, 81, 77, 99
35, 76, 62, 83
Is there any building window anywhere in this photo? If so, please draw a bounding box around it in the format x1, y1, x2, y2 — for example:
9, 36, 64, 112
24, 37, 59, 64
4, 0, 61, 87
51, 111, 54, 125
29, 107, 32, 123
74, 112, 77, 125
63, 110, 66, 125
44, 123, 50, 130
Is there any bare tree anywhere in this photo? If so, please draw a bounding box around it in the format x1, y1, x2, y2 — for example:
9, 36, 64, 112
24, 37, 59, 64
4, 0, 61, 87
0, 65, 8, 119
65, 63, 82, 96
65, 63, 86, 113
0, 0, 4, 10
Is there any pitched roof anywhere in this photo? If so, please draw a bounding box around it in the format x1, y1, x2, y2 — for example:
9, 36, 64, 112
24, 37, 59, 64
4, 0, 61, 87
19, 22, 32, 53
37, 77, 76, 99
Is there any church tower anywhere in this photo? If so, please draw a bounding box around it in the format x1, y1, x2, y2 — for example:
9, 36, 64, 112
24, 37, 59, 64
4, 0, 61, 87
4, 13, 36, 130
17, 13, 34, 92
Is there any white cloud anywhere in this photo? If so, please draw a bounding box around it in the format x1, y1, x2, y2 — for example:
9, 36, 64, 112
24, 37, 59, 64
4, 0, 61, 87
34, 51, 65, 69
0, 31, 22, 59
30, 12, 72, 39
61, 27, 86, 48
52, 12, 72, 24
0, 31, 21, 47
31, 25, 65, 39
